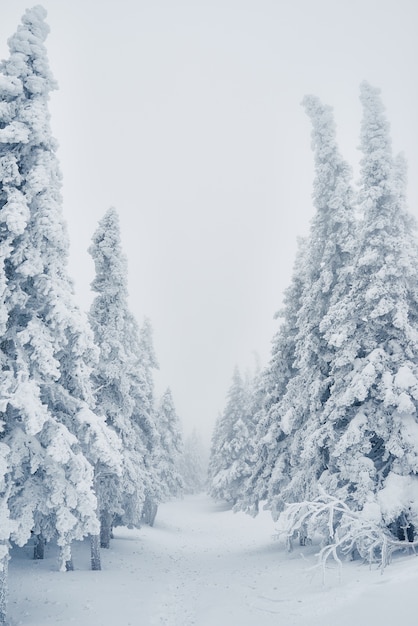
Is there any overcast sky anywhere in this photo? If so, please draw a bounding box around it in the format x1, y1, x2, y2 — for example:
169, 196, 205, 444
1, 0, 417, 444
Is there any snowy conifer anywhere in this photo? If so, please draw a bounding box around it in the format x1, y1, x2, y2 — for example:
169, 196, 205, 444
209, 368, 254, 504
265, 96, 357, 516
317, 83, 418, 539
238, 96, 357, 522
89, 208, 158, 542
132, 318, 163, 525
154, 388, 184, 501
238, 240, 308, 515
0, 7, 119, 573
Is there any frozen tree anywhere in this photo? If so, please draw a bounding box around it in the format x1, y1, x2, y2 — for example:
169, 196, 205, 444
136, 318, 162, 526
180, 430, 208, 494
0, 6, 119, 575
154, 388, 184, 501
89, 208, 157, 544
232, 367, 264, 508
238, 97, 356, 520
265, 95, 357, 517
315, 83, 418, 540
237, 240, 308, 515
238, 95, 357, 526
209, 368, 255, 504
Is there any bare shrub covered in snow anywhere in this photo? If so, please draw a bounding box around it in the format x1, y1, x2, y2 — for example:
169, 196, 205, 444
277, 490, 418, 577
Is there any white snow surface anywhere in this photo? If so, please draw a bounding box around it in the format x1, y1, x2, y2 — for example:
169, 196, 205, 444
9, 493, 418, 625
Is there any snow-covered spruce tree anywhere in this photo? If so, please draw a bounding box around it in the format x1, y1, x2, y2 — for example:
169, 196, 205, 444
209, 367, 254, 504
89, 208, 158, 544
236, 239, 308, 515
180, 430, 208, 494
232, 366, 263, 507
265, 95, 357, 518
123, 315, 161, 528
136, 318, 162, 526
154, 388, 184, 502
314, 82, 418, 544
0, 6, 120, 573
237, 97, 356, 521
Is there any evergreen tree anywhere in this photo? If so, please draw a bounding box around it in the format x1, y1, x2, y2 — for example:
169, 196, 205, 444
317, 83, 418, 537
264, 95, 357, 517
232, 366, 263, 509
89, 208, 157, 544
0, 7, 119, 579
136, 318, 162, 525
237, 96, 356, 522
237, 240, 307, 515
209, 368, 254, 504
154, 388, 184, 501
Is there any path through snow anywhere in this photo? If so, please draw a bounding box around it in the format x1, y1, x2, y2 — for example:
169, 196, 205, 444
8, 494, 418, 625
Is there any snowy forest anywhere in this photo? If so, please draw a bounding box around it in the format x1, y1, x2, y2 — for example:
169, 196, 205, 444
1, 4, 418, 626
209, 80, 418, 559
0, 7, 210, 624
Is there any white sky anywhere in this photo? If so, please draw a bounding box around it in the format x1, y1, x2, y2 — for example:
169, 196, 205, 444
1, 1, 417, 444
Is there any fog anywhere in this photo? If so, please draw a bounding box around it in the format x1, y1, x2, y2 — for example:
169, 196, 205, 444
1, 0, 417, 443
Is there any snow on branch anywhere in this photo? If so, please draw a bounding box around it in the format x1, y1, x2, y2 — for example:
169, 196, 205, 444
276, 489, 418, 580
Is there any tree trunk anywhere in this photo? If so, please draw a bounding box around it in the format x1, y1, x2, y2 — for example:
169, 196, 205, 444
33, 533, 45, 560
148, 502, 158, 527
0, 546, 7, 625
90, 534, 101, 571
65, 557, 74, 572
59, 544, 74, 572
142, 497, 158, 527
100, 509, 112, 549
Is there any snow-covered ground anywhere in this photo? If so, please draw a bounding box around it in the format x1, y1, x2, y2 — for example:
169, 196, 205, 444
8, 493, 418, 625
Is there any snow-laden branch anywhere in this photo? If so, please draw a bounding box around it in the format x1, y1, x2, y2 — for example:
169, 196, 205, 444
276, 489, 418, 580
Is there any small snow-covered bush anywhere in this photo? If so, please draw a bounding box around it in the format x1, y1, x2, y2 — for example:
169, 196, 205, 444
276, 490, 418, 576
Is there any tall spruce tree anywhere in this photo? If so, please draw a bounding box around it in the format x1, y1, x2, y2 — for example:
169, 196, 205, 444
317, 83, 418, 536
0, 6, 119, 579
264, 96, 357, 517
237, 97, 356, 520
237, 239, 308, 515
124, 315, 161, 527
154, 388, 184, 501
136, 318, 162, 525
89, 208, 158, 544
209, 367, 254, 504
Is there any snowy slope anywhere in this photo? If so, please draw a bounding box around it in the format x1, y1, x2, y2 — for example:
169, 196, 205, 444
8, 494, 418, 625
